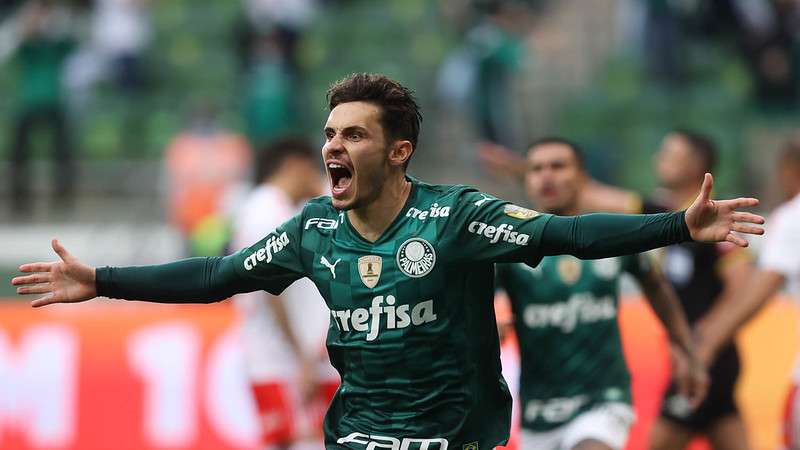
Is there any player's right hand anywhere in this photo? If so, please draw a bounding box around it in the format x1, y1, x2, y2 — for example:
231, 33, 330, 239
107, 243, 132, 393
11, 239, 97, 307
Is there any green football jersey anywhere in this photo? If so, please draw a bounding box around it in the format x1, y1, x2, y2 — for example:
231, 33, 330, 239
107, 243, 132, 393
231, 177, 553, 449
496, 253, 649, 432
95, 176, 693, 448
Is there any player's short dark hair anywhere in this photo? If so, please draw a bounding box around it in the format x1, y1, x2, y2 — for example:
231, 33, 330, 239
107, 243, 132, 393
527, 136, 585, 168
327, 73, 422, 169
671, 128, 717, 172
255, 137, 317, 183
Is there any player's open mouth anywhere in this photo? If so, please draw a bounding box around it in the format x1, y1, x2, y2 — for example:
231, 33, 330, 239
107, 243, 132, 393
327, 162, 353, 198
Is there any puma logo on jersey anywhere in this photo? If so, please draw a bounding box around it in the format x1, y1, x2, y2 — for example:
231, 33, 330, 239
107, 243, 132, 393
330, 296, 437, 341
468, 222, 530, 246
523, 293, 616, 333
320, 256, 341, 279
243, 232, 290, 271
473, 194, 494, 207
337, 432, 448, 450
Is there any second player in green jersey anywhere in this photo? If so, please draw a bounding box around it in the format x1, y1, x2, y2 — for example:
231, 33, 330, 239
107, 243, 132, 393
495, 138, 706, 450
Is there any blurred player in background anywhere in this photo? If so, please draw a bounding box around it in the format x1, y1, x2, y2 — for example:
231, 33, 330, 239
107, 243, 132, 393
649, 130, 755, 450
678, 138, 800, 449
494, 138, 707, 450
231, 137, 337, 450
480, 130, 756, 449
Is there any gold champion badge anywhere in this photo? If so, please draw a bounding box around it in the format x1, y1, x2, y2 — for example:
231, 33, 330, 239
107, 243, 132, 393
557, 256, 582, 285
358, 255, 382, 288
503, 204, 540, 220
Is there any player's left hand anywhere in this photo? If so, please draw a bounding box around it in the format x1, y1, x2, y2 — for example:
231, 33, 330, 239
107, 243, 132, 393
685, 173, 764, 247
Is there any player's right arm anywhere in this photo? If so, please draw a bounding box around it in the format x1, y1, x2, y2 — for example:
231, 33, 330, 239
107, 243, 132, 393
13, 216, 307, 307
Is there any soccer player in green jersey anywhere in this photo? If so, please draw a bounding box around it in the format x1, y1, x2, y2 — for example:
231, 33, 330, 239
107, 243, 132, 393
494, 138, 707, 450
13, 74, 765, 450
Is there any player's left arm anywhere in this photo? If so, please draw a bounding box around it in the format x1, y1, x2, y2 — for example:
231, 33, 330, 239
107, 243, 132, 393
449, 173, 763, 265
630, 254, 708, 407
541, 173, 763, 257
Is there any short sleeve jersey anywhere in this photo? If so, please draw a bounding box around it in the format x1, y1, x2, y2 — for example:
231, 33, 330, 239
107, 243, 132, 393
496, 253, 648, 432
228, 177, 553, 449
760, 194, 800, 293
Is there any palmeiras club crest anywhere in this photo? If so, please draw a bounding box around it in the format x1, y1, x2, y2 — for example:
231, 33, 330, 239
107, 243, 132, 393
396, 238, 436, 278
358, 255, 382, 288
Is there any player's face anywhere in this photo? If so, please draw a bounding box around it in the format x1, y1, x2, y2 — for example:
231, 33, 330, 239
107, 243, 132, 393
525, 143, 584, 213
656, 133, 702, 188
322, 101, 392, 210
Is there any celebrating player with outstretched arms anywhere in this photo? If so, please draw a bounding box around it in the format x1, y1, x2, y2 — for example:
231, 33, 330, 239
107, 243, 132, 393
13, 74, 764, 450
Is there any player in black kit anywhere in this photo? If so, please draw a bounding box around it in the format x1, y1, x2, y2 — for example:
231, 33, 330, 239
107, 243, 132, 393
648, 130, 754, 450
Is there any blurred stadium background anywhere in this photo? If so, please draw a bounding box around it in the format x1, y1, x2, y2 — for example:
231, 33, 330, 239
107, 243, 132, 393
1, 0, 799, 449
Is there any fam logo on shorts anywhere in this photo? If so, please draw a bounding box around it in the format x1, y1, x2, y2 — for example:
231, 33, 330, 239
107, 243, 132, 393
503, 204, 540, 220
358, 255, 382, 288
396, 238, 436, 278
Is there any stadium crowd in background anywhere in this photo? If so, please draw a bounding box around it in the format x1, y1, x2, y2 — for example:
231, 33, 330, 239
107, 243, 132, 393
1, 0, 78, 216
